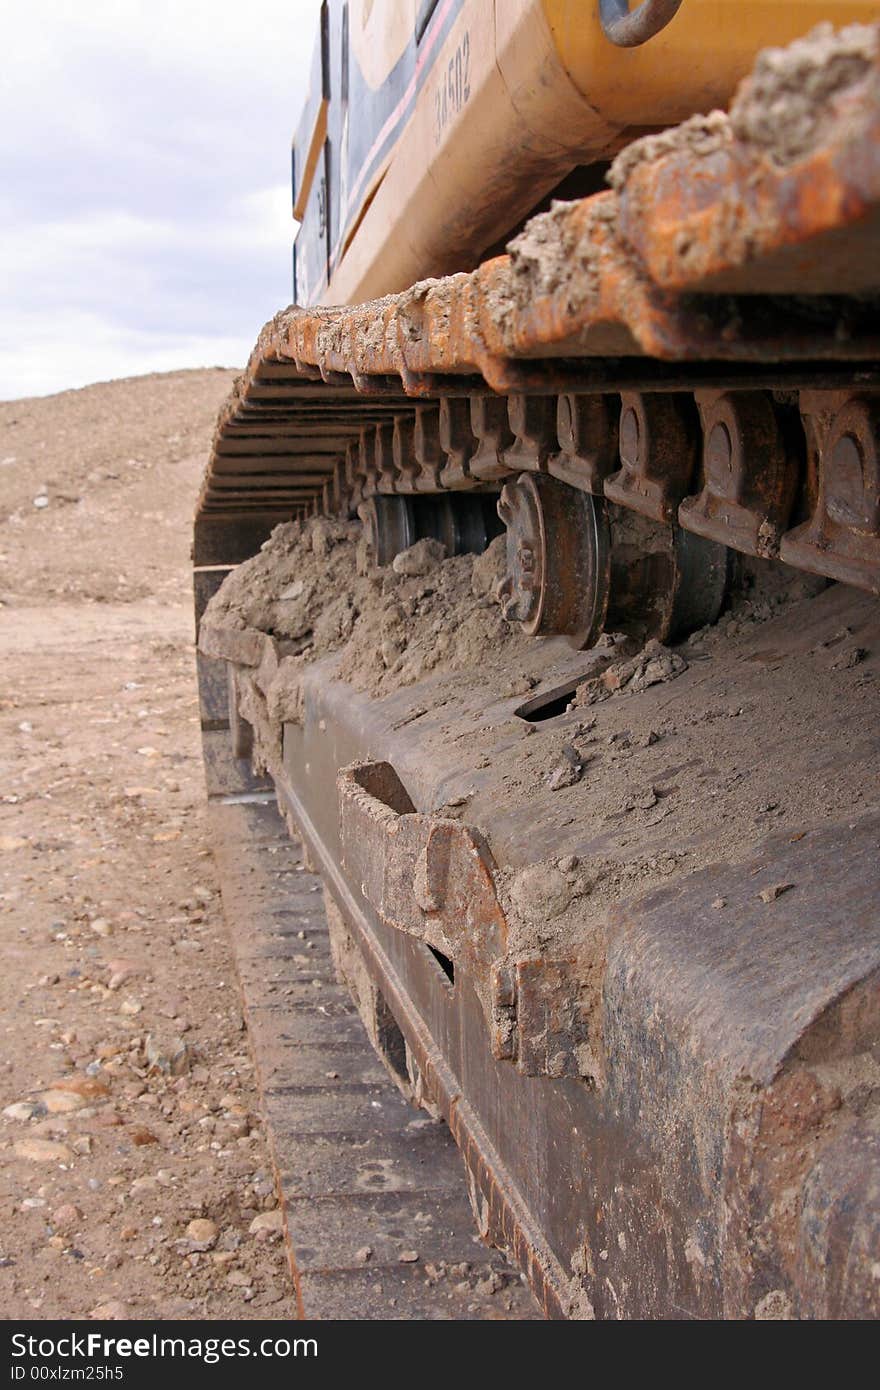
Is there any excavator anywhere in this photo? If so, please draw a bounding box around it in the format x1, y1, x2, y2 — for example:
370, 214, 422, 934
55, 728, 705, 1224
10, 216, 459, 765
193, 2, 880, 1317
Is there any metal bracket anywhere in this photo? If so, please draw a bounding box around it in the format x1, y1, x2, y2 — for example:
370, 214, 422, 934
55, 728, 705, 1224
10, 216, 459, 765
679, 391, 799, 559
338, 761, 597, 1076
781, 392, 880, 593
604, 391, 698, 524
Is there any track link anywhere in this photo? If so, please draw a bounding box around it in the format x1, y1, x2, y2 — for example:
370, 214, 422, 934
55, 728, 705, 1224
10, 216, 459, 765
211, 795, 541, 1319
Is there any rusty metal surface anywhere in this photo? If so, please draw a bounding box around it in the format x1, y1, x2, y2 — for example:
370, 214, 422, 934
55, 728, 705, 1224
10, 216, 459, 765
194, 31, 880, 534
605, 392, 697, 523
338, 760, 596, 1076
209, 796, 541, 1320
338, 762, 511, 1058
615, 58, 880, 295
781, 390, 880, 588
193, 36, 880, 595
245, 580, 880, 1319
681, 390, 800, 559
194, 26, 880, 1320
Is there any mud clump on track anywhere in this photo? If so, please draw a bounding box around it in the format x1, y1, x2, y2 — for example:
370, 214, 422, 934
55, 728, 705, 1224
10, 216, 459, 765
199, 516, 366, 649
200, 519, 528, 727
337, 532, 521, 696
607, 111, 732, 192
729, 21, 879, 166
492, 197, 618, 337
609, 21, 879, 192
498, 22, 880, 337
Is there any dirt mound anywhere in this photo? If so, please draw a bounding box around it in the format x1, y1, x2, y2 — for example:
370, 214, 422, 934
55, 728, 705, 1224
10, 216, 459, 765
0, 368, 237, 606
201, 519, 529, 726
200, 516, 367, 649
336, 532, 522, 697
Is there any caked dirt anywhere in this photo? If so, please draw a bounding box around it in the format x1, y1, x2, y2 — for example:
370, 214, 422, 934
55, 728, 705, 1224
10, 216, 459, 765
204, 511, 879, 984
0, 370, 300, 1319
199, 519, 526, 731
607, 21, 880, 189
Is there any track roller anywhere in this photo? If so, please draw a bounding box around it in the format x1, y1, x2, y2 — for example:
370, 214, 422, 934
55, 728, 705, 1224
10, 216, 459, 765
496, 473, 728, 650
359, 492, 501, 567
496, 473, 611, 650
358, 495, 416, 566
608, 508, 729, 642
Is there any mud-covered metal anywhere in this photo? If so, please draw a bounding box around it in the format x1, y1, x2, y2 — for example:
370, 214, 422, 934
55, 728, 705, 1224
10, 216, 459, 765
245, 606, 880, 1319
497, 473, 611, 649
338, 760, 596, 1076
194, 26, 880, 1321
196, 33, 880, 596
338, 759, 511, 1056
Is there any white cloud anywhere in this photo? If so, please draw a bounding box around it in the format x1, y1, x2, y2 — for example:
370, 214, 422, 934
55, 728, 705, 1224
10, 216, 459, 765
0, 307, 251, 400
1, 1, 319, 399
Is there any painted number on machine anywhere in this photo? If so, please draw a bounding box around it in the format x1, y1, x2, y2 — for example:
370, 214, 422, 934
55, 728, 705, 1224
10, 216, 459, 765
434, 32, 470, 142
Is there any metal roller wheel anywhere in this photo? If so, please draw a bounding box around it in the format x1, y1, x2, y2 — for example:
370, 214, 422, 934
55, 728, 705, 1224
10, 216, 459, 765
496, 472, 611, 650
358, 495, 416, 567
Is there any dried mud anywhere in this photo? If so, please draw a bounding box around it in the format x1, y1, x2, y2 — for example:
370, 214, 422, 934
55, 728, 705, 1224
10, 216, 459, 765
609, 21, 879, 192
206, 501, 877, 973
496, 197, 617, 334
729, 21, 879, 167
464, 572, 878, 959
200, 520, 531, 730
607, 111, 732, 192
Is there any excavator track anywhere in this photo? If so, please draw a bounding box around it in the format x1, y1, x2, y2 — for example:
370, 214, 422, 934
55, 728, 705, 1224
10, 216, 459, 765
210, 793, 541, 1319
196, 33, 880, 595
195, 29, 880, 1320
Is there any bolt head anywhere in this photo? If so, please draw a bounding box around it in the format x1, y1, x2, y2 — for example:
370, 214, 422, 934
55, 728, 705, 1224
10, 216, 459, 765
518, 544, 535, 573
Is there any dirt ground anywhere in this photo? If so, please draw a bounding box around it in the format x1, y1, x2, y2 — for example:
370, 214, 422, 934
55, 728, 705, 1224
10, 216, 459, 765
0, 369, 300, 1319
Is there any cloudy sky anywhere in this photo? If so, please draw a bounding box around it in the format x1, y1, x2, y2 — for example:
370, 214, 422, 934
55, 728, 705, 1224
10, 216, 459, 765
1, 1, 320, 400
